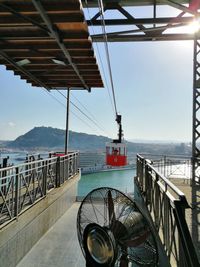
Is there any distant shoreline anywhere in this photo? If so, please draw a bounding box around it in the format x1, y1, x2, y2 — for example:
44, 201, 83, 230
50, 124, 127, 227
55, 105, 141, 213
82, 165, 135, 175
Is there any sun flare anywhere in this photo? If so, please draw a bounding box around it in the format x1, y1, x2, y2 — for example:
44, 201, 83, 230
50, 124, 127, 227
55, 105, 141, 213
186, 20, 200, 33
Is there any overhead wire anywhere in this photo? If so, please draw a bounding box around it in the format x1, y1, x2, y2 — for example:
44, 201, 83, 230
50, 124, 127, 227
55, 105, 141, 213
97, 0, 119, 117
57, 90, 110, 136
71, 92, 97, 121
84, 1, 116, 117
70, 92, 113, 137
40, 88, 100, 132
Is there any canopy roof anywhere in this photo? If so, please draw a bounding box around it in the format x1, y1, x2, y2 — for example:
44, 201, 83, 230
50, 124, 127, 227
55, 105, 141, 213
0, 0, 103, 90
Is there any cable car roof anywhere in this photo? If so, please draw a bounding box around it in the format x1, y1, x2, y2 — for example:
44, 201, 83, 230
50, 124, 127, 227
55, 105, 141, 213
0, 0, 103, 90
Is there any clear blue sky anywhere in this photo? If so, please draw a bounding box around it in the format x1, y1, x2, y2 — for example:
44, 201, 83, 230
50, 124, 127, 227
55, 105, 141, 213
0, 5, 194, 142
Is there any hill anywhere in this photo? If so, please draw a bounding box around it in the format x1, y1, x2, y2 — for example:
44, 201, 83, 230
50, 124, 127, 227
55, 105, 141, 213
7, 126, 111, 151
6, 126, 191, 155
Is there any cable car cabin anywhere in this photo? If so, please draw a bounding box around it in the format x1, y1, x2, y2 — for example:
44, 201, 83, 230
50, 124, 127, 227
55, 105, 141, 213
106, 142, 127, 166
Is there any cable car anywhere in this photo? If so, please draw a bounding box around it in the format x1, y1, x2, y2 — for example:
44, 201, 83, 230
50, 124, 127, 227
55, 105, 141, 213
106, 115, 127, 166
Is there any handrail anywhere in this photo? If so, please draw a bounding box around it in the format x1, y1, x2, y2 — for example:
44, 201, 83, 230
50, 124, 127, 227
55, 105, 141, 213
136, 154, 199, 267
147, 163, 189, 201
0, 152, 79, 227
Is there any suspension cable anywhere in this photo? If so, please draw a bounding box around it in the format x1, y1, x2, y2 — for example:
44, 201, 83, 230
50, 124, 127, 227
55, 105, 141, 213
41, 88, 102, 132
71, 92, 113, 137
97, 0, 118, 117
84, 1, 116, 117
57, 90, 110, 136
71, 92, 97, 121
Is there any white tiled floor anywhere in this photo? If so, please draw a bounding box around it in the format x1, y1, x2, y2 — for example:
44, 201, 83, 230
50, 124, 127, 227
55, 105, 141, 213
17, 203, 84, 267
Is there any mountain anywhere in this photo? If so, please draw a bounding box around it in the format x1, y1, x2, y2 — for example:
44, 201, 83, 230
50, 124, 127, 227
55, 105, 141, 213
6, 126, 191, 156
7, 126, 111, 151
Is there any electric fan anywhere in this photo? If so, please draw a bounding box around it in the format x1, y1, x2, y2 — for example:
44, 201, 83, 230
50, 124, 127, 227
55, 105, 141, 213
77, 187, 158, 267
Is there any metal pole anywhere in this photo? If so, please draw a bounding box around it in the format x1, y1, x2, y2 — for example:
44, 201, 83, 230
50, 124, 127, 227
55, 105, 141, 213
192, 35, 197, 183
191, 34, 200, 261
153, 0, 156, 28
65, 89, 70, 155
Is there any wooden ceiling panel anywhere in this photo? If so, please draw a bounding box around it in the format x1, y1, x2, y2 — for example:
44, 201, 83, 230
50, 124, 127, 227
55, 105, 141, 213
0, 12, 84, 26
0, 0, 103, 89
0, 40, 92, 50
0, 1, 82, 13
3, 49, 94, 58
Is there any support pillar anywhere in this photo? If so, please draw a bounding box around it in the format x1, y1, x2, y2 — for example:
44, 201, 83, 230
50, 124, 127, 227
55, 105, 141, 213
65, 89, 70, 155
191, 35, 200, 260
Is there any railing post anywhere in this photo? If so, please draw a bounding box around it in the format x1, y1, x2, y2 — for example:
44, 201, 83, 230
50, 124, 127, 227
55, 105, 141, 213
60, 157, 64, 184
74, 153, 78, 174
65, 154, 69, 180
144, 163, 149, 204
69, 154, 72, 178
14, 167, 19, 218
72, 154, 75, 175
56, 157, 61, 187
173, 200, 200, 267
137, 155, 144, 189
154, 173, 160, 230
42, 160, 47, 196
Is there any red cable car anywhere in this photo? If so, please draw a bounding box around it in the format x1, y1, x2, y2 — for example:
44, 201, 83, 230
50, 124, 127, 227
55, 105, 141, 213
106, 115, 127, 167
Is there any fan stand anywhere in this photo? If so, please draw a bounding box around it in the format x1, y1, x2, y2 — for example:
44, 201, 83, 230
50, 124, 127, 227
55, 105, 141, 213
119, 256, 128, 267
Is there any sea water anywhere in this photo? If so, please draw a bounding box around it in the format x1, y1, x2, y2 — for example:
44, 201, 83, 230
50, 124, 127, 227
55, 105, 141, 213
77, 168, 136, 199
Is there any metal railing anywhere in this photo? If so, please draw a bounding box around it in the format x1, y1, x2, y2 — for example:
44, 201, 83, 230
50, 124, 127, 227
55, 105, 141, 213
140, 153, 192, 181
0, 152, 79, 227
136, 154, 199, 267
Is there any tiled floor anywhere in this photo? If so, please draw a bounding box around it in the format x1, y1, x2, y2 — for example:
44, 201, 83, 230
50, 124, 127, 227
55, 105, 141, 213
17, 202, 84, 267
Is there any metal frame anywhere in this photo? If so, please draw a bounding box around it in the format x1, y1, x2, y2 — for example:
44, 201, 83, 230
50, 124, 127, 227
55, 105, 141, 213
85, 2, 199, 42
136, 154, 199, 267
192, 36, 200, 184
192, 35, 200, 259
0, 152, 79, 227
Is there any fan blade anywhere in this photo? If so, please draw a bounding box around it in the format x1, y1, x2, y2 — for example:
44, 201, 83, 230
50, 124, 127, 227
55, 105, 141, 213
123, 230, 150, 247
108, 190, 116, 225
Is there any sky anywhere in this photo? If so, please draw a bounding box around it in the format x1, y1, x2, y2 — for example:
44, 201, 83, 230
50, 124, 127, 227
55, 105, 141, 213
0, 4, 195, 142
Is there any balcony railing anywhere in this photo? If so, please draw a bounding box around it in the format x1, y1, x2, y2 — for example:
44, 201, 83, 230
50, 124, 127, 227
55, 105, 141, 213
0, 152, 79, 227
136, 154, 199, 267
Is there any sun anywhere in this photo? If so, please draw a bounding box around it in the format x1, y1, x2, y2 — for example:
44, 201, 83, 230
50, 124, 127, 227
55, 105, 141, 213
186, 19, 200, 33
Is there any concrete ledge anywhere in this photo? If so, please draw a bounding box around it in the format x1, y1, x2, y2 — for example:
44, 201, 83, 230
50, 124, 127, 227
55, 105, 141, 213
0, 173, 80, 267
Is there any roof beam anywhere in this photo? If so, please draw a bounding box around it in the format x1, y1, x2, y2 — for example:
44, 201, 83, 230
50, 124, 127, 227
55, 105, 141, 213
92, 22, 187, 38
116, 4, 146, 32
32, 0, 90, 90
92, 33, 197, 42
86, 16, 194, 26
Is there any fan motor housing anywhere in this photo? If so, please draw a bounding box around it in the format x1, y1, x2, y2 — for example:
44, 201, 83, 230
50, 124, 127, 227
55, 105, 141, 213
83, 223, 117, 267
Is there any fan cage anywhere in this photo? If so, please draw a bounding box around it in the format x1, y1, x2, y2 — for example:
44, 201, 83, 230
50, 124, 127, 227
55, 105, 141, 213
77, 187, 158, 266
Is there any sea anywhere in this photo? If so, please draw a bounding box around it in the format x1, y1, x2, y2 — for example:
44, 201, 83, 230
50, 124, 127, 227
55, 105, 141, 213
77, 169, 136, 200
0, 151, 48, 166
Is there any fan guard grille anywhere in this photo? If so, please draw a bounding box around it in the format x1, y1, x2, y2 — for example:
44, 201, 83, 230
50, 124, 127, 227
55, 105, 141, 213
77, 187, 158, 266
